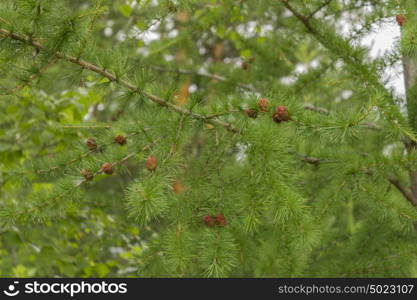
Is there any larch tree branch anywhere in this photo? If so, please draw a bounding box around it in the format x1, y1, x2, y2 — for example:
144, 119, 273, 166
279, 0, 417, 143
299, 152, 417, 208
279, 0, 417, 211
0, 28, 241, 134
151, 65, 333, 114
150, 65, 384, 129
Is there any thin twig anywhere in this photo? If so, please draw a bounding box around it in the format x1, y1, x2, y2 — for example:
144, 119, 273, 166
151, 66, 379, 130
205, 109, 241, 119
13, 137, 163, 219
151, 65, 334, 114
170, 114, 186, 155
61, 124, 112, 129
280, 0, 415, 141
34, 130, 145, 175
303, 103, 329, 114
297, 150, 417, 209
307, 0, 333, 19
150, 65, 258, 92
3, 59, 58, 95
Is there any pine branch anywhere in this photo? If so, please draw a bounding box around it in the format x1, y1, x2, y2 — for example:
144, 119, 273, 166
8, 136, 163, 222
298, 151, 417, 209
151, 66, 380, 130
0, 28, 241, 134
38, 131, 143, 174
13, 130, 146, 177
280, 0, 417, 142
151, 65, 334, 115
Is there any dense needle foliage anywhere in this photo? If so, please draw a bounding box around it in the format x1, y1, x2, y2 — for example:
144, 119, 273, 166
1, 0, 417, 277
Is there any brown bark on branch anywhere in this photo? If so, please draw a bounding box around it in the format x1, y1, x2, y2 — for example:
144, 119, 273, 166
388, 176, 417, 207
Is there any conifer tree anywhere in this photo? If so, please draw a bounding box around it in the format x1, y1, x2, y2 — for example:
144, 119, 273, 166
1, 0, 417, 277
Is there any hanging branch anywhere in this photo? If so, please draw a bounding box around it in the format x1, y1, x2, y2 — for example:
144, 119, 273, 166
151, 65, 333, 114
0, 27, 380, 133
298, 151, 417, 210
0, 28, 241, 134
34, 130, 147, 175
8, 136, 163, 222
279, 0, 417, 142
3, 129, 147, 180
150, 67, 380, 130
